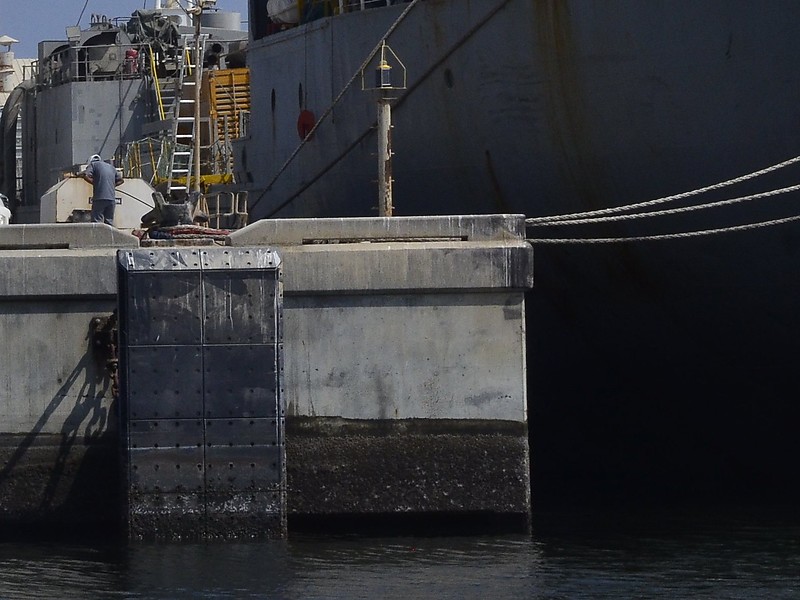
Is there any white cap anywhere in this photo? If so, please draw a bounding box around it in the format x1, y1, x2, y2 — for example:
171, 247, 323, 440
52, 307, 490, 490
89, 154, 101, 162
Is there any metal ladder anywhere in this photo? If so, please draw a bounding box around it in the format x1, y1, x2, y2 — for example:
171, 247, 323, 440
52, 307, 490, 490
165, 36, 207, 196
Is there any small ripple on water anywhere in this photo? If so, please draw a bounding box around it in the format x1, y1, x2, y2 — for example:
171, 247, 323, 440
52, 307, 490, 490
2, 508, 800, 599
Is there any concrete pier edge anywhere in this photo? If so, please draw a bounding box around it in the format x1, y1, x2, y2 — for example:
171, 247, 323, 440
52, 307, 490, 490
0, 215, 533, 534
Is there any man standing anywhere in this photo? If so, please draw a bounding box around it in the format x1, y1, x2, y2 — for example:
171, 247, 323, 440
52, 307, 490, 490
84, 154, 123, 226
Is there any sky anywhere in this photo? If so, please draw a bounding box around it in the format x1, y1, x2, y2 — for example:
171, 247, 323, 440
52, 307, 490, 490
0, 0, 250, 58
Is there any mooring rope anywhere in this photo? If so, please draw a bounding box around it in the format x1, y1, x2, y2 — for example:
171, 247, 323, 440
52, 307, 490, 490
526, 154, 800, 225
526, 214, 800, 244
527, 184, 800, 227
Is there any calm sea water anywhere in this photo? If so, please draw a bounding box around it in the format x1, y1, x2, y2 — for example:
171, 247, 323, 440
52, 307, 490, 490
2, 506, 800, 599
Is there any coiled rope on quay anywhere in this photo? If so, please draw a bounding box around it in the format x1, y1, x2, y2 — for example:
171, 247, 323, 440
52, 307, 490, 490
526, 154, 800, 244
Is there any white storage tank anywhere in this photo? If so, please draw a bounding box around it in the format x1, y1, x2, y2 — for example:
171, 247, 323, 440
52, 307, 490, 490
201, 11, 241, 30
39, 176, 156, 230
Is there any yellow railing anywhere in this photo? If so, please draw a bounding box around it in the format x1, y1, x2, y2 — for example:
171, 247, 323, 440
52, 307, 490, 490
184, 47, 194, 77
149, 45, 166, 121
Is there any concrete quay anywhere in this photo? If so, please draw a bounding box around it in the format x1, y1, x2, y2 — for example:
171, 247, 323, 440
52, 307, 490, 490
0, 215, 533, 535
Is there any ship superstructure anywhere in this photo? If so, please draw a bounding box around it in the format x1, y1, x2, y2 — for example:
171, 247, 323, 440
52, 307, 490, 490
0, 3, 248, 227
0, 35, 34, 211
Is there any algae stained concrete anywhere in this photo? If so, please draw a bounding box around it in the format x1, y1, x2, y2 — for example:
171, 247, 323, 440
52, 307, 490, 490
0, 217, 533, 531
0, 224, 137, 530
229, 215, 534, 525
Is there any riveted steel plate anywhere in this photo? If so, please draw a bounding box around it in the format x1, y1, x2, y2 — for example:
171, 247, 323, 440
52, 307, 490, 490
123, 272, 203, 346
197, 248, 282, 271
204, 492, 285, 539
128, 492, 206, 542
203, 345, 278, 418
129, 446, 205, 493
204, 418, 280, 447
127, 346, 203, 419
202, 271, 280, 345
129, 418, 205, 449
205, 491, 285, 517
129, 492, 205, 516
205, 446, 283, 491
118, 247, 285, 539
119, 248, 207, 272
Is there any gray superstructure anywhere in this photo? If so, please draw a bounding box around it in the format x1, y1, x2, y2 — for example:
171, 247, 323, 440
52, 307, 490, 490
3, 8, 246, 223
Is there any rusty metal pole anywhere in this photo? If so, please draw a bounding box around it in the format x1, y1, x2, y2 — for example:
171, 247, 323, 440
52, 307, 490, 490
377, 95, 392, 217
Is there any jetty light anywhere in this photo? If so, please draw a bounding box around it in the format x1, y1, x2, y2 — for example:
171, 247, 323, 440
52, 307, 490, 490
376, 60, 392, 89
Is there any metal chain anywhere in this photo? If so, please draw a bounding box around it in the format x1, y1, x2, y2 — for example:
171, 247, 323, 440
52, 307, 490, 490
527, 154, 800, 225
527, 214, 800, 244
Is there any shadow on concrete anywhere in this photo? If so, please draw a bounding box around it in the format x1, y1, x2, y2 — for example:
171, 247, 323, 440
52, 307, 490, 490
0, 329, 119, 536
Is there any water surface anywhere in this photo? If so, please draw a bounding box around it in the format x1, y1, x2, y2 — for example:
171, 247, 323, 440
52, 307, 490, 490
2, 507, 799, 599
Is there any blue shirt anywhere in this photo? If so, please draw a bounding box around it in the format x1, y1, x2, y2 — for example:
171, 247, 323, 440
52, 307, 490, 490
85, 160, 123, 201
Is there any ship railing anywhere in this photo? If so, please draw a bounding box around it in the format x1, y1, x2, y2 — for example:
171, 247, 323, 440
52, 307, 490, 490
263, 0, 409, 36
22, 62, 38, 81
36, 43, 145, 88
334, 0, 396, 11
202, 190, 249, 230
323, 0, 410, 16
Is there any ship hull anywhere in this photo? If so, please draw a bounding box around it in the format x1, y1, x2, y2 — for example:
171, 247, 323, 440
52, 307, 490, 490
239, 0, 800, 505
239, 0, 800, 221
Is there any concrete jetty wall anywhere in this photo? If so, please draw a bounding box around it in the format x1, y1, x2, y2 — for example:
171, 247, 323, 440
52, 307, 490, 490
229, 216, 533, 521
0, 224, 137, 530
0, 216, 533, 533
